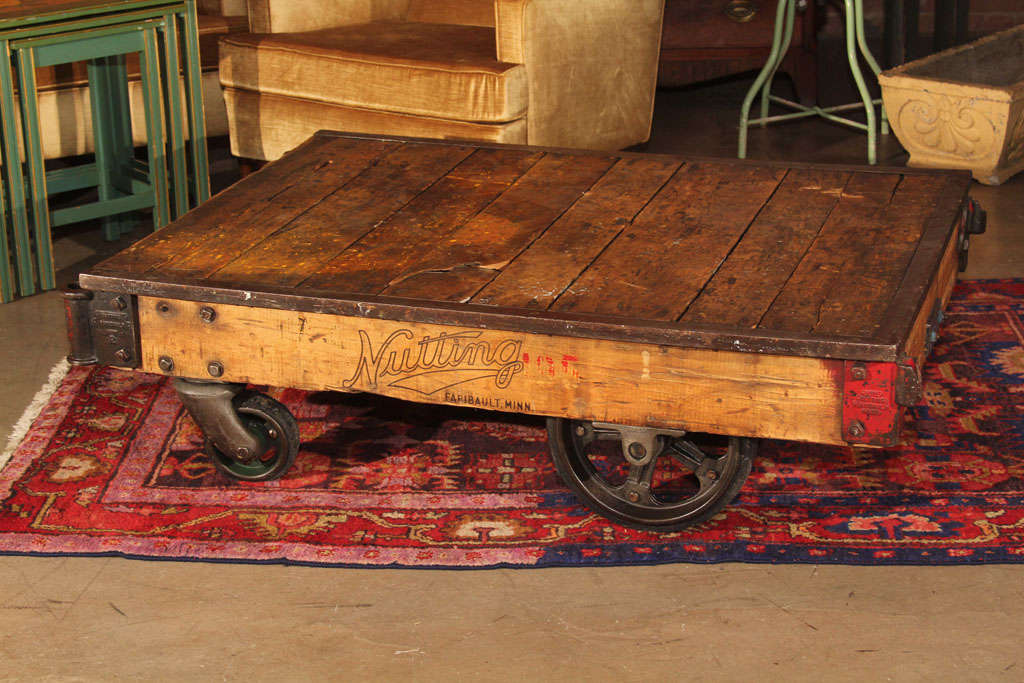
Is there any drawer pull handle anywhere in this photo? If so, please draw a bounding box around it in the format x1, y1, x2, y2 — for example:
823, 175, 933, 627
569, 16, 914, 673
725, 0, 758, 23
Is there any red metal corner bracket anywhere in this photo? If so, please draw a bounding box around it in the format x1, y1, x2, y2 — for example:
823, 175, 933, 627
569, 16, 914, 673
842, 361, 901, 447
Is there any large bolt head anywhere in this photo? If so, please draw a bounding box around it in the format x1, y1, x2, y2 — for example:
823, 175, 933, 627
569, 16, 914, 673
158, 356, 174, 372
848, 420, 866, 438
627, 442, 646, 460
207, 361, 224, 378
199, 306, 217, 323
850, 363, 868, 381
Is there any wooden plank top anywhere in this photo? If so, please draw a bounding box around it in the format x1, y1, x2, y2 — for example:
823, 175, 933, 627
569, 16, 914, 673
83, 132, 974, 362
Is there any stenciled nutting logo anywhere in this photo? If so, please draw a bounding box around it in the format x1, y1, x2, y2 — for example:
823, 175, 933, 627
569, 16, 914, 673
342, 328, 525, 396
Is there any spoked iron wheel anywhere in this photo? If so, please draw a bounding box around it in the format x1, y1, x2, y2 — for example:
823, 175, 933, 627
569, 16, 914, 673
547, 418, 756, 532
205, 392, 299, 482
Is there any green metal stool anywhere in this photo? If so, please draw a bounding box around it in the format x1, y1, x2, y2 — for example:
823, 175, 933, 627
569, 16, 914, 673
0, 0, 210, 302
738, 0, 889, 165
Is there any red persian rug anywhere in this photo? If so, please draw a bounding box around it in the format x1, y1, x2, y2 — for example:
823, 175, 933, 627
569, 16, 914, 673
1, 279, 1023, 567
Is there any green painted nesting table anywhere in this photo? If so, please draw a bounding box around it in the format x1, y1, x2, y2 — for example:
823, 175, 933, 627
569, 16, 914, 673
0, 0, 211, 303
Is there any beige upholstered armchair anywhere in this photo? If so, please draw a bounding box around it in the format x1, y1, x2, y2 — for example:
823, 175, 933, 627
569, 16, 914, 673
218, 0, 665, 161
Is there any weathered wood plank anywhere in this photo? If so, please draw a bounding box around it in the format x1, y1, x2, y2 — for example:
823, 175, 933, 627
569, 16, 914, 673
682, 169, 851, 328
81, 268, 902, 361
899, 222, 961, 370
93, 136, 398, 277
473, 156, 683, 309
158, 138, 407, 280
138, 296, 847, 444
383, 266, 498, 302
877, 173, 970, 349
758, 173, 950, 336
552, 163, 786, 320
379, 152, 618, 299
758, 173, 903, 333
208, 143, 473, 288
811, 174, 953, 337
301, 148, 543, 294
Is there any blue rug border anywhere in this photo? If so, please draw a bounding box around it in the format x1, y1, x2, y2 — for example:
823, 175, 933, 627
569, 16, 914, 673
2, 541, 1022, 568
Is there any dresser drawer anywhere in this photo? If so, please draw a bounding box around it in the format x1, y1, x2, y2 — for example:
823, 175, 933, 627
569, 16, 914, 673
662, 0, 807, 50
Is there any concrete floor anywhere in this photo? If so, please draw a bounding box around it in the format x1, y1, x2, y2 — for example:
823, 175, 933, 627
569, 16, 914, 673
2, 77, 1024, 680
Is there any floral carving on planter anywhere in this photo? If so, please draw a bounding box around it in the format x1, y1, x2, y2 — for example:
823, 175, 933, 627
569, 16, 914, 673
896, 93, 997, 160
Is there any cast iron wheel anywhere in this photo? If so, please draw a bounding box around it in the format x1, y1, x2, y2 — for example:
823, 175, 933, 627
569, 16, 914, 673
547, 418, 755, 532
205, 392, 299, 482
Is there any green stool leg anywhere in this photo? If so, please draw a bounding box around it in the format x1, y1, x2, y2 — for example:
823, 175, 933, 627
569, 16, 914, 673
16, 46, 55, 290
852, 0, 889, 135
760, 0, 796, 124
0, 174, 12, 302
139, 26, 170, 230
181, 1, 209, 204
738, 0, 790, 159
161, 12, 189, 219
104, 54, 138, 236
88, 57, 122, 242
0, 39, 36, 295
844, 0, 877, 165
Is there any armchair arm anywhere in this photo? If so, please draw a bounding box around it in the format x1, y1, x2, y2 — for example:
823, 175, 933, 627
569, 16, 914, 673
247, 0, 409, 33
493, 0, 664, 151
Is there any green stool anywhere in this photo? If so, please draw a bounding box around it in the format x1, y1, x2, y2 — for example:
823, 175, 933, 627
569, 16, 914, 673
0, 0, 210, 302
13, 20, 173, 294
738, 0, 889, 165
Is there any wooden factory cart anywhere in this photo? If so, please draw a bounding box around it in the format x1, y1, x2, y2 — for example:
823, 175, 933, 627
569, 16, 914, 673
65, 132, 984, 531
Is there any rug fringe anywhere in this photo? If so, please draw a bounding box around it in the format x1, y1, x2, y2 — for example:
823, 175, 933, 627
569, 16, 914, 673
0, 358, 71, 471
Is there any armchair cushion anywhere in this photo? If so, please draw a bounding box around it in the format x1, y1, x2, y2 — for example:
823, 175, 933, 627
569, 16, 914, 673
224, 88, 526, 161
219, 21, 527, 123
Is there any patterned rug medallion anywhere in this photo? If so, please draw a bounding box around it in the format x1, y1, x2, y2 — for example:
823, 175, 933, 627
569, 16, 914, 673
2, 280, 1023, 567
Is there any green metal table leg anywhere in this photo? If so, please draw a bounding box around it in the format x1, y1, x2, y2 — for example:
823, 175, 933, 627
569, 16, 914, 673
181, 0, 209, 203
161, 12, 188, 219
0, 39, 36, 295
760, 0, 796, 124
844, 0, 877, 165
140, 25, 170, 229
15, 46, 55, 290
87, 56, 122, 241
853, 0, 889, 135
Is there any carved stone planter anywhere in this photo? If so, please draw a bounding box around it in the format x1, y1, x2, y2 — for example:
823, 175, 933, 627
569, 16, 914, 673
879, 25, 1024, 185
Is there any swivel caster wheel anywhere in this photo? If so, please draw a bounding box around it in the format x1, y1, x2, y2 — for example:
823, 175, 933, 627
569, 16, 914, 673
547, 418, 755, 532
205, 392, 299, 481
173, 379, 300, 482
